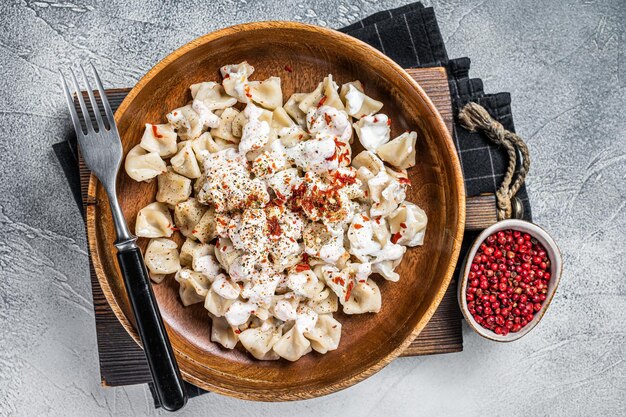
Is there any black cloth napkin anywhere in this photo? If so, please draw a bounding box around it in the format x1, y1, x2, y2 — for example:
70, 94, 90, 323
339, 4, 531, 220
52, 2, 532, 406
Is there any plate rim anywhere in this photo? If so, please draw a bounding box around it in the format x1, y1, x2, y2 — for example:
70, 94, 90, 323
86, 20, 466, 401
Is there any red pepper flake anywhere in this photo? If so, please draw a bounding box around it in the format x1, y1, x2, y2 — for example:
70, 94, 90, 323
284, 64, 293, 72
353, 224, 363, 230
400, 222, 407, 229
345, 281, 355, 301
275, 190, 285, 200
398, 177, 412, 186
302, 253, 309, 263
151, 124, 163, 139
217, 218, 228, 227
170, 226, 179, 231
332, 276, 345, 286
191, 229, 197, 234
375, 216, 381, 224
331, 169, 357, 186
317, 95, 328, 107
234, 329, 241, 334
289, 237, 296, 243
362, 215, 370, 221
391, 232, 402, 244
295, 264, 311, 272
325, 147, 337, 161
223, 73, 230, 79
373, 117, 379, 123
244, 85, 252, 98
215, 240, 220, 249
387, 118, 391, 126
324, 113, 332, 125
267, 216, 281, 236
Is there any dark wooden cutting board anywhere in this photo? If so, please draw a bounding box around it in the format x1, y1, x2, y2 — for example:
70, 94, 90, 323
80, 67, 494, 388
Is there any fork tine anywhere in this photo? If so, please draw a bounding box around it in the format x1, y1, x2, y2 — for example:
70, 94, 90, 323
90, 63, 115, 130
60, 71, 86, 137
80, 64, 105, 132
70, 68, 94, 133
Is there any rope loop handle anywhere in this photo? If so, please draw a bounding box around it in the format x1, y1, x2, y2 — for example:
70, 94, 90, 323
458, 102, 530, 220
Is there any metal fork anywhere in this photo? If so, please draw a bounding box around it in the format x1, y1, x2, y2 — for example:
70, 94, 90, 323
61, 64, 187, 412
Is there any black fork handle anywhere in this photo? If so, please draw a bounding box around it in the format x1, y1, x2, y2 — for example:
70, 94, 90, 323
117, 246, 187, 411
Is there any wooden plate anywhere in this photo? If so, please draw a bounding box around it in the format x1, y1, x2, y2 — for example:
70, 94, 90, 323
87, 21, 465, 401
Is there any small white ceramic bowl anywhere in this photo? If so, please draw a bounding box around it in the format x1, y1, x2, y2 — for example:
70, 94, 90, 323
458, 219, 562, 342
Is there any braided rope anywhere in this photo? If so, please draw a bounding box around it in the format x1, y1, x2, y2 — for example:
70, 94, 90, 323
458, 102, 530, 220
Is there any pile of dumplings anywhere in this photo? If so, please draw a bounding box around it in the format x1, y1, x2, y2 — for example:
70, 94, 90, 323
125, 62, 428, 361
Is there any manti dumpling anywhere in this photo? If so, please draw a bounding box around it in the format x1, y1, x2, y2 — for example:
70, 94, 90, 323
190, 208, 217, 243
239, 321, 282, 360
306, 287, 339, 314
372, 258, 402, 282
145, 238, 180, 277
304, 314, 342, 354
283, 93, 307, 127
139, 123, 178, 158
167, 104, 205, 141
211, 274, 241, 300
173, 197, 207, 238
124, 144, 166, 182
191, 132, 236, 164
339, 81, 383, 119
209, 314, 238, 349
220, 61, 255, 103
347, 213, 382, 261
286, 269, 324, 298
191, 243, 221, 280
135, 202, 173, 238
190, 82, 237, 129
248, 77, 283, 110
273, 324, 312, 362
210, 107, 240, 143
368, 170, 406, 217
353, 114, 391, 152
271, 107, 296, 129
298, 74, 344, 113
170, 141, 201, 179
376, 131, 417, 170
343, 279, 382, 314
204, 287, 235, 317
388, 202, 428, 247
156, 168, 192, 206
352, 150, 385, 176
214, 237, 241, 272
179, 238, 200, 267
175, 267, 210, 306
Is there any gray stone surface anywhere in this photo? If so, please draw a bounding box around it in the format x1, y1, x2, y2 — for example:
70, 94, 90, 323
0, 0, 624, 415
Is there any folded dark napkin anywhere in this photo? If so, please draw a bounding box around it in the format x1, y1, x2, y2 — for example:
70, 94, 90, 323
53, 1, 532, 406
340, 4, 531, 220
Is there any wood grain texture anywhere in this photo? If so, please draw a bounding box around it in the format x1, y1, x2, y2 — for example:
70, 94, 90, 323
465, 194, 498, 231
85, 21, 465, 400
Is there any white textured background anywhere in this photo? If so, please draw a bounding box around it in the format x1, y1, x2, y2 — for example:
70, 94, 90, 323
1, 0, 625, 415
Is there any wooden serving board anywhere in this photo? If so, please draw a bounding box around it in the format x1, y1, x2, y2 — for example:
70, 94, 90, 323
81, 67, 491, 389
